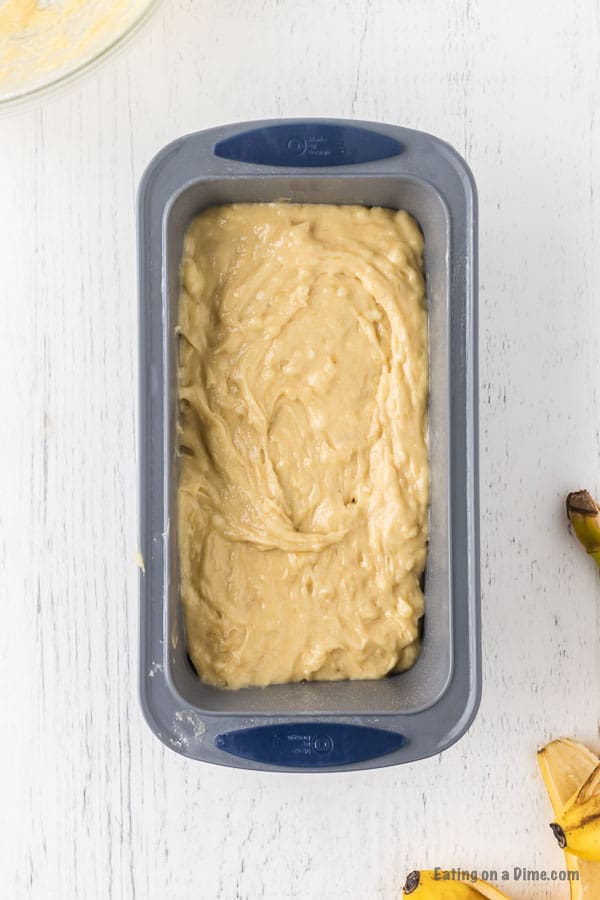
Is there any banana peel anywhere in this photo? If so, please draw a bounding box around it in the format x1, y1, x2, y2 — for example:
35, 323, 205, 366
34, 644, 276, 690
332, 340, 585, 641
537, 738, 598, 809
566, 490, 600, 567
550, 760, 600, 861
402, 870, 510, 898
400, 739, 600, 900
538, 737, 600, 897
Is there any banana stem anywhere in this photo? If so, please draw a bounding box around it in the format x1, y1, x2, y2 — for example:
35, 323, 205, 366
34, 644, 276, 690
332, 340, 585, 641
566, 490, 600, 567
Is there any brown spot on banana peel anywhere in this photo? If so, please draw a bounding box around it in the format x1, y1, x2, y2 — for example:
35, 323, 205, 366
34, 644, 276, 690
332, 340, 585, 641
566, 490, 600, 517
550, 822, 567, 848
573, 811, 600, 828
403, 871, 420, 895
567, 491, 600, 516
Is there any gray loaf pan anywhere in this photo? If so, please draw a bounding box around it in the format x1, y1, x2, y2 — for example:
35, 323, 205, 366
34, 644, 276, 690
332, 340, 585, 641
138, 119, 480, 771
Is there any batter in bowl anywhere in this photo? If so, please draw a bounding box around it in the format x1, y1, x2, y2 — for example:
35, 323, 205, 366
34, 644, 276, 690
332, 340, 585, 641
177, 203, 429, 689
0, 0, 150, 98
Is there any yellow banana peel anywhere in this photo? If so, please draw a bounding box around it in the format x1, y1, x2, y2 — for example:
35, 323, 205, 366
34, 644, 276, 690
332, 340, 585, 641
402, 870, 510, 898
538, 737, 600, 897
550, 760, 600, 861
401, 739, 600, 900
537, 737, 598, 809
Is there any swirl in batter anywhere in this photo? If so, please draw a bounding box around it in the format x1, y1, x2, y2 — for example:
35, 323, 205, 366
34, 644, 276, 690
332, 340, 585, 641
177, 203, 428, 689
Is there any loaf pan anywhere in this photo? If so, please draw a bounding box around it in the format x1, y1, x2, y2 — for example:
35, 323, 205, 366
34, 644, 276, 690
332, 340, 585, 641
138, 119, 480, 771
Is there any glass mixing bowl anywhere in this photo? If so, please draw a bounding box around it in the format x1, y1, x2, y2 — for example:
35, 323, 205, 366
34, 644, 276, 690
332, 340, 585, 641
0, 0, 163, 109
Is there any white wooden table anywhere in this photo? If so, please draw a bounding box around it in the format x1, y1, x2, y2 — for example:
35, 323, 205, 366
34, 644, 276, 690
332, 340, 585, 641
2, 1, 599, 897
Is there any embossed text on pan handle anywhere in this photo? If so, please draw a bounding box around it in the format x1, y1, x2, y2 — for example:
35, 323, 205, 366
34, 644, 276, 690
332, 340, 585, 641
213, 122, 403, 167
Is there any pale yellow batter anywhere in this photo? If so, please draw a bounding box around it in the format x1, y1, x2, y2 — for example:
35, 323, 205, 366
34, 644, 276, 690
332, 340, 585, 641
177, 203, 429, 689
0, 0, 149, 95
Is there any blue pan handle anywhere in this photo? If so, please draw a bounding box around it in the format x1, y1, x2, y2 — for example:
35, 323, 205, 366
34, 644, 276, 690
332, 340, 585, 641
214, 722, 406, 768
213, 123, 403, 168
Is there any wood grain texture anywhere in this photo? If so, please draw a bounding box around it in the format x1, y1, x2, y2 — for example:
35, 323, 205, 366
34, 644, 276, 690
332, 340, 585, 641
1, 0, 600, 897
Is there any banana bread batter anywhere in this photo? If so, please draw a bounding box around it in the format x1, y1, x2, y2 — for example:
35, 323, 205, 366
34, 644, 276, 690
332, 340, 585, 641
0, 0, 148, 94
177, 203, 429, 689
